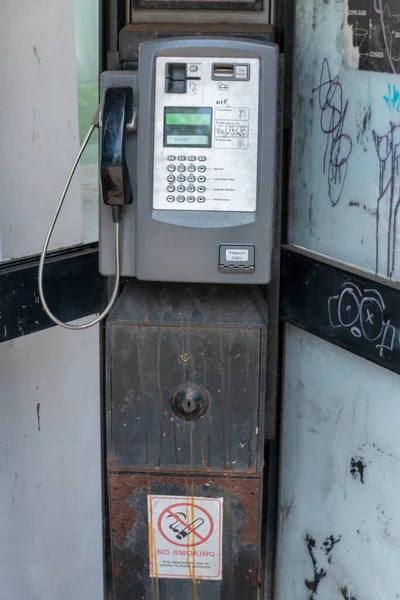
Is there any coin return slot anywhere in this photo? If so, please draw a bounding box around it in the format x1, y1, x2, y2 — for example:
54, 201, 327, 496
212, 64, 234, 79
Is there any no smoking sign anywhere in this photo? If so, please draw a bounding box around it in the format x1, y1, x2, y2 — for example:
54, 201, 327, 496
148, 495, 223, 580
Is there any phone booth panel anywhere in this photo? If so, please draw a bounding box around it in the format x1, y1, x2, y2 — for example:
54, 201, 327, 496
105, 281, 269, 600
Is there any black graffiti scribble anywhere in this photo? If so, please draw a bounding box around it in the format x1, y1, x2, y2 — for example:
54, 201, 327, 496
312, 58, 353, 206
328, 282, 395, 358
372, 121, 400, 278
341, 587, 357, 600
305, 534, 341, 599
350, 457, 367, 484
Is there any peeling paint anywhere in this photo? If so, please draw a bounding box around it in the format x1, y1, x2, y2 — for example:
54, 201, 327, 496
305, 534, 341, 598
341, 587, 357, 600
350, 456, 367, 483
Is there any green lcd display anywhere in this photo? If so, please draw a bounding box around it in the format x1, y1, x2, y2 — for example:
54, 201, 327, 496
164, 107, 212, 148
165, 113, 211, 126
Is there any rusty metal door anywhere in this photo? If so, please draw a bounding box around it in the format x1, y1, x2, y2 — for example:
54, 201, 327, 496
105, 282, 271, 600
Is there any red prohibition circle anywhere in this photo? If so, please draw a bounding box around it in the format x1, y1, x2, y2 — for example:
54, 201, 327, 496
157, 502, 214, 547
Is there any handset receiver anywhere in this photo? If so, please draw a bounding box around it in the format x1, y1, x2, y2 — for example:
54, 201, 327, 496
100, 87, 133, 210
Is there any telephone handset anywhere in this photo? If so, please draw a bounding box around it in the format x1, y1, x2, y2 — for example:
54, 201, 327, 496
38, 37, 278, 329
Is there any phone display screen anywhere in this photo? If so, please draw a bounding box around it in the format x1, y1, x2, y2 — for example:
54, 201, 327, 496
163, 107, 212, 148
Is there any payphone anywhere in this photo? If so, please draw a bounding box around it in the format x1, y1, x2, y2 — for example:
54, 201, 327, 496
38, 35, 279, 600
99, 38, 278, 284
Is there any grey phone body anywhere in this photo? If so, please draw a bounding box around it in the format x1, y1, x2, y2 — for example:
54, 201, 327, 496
99, 37, 278, 284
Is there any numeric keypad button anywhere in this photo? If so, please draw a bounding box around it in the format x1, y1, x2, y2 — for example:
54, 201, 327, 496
167, 195, 175, 202
187, 196, 195, 202
177, 175, 186, 182
177, 195, 185, 202
167, 174, 176, 182
177, 185, 185, 193
188, 165, 196, 172
187, 175, 196, 183
177, 164, 186, 172
167, 185, 175, 192
167, 165, 176, 172
187, 185, 195, 193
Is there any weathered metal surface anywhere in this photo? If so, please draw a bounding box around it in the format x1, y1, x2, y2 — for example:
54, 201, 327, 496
105, 282, 269, 599
109, 323, 263, 472
0, 244, 103, 343
108, 474, 262, 600
119, 24, 274, 64
106, 282, 268, 473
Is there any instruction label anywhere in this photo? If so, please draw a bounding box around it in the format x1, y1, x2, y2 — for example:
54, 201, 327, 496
148, 495, 223, 580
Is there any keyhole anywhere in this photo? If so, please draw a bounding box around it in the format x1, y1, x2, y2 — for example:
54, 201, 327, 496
183, 397, 196, 413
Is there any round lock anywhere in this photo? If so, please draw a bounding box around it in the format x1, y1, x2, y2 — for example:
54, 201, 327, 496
171, 384, 210, 421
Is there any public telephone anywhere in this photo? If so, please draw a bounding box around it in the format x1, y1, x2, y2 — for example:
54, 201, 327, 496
100, 37, 278, 284
37, 35, 280, 599
39, 37, 278, 328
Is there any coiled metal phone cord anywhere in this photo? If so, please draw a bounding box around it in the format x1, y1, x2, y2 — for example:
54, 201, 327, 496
38, 106, 121, 330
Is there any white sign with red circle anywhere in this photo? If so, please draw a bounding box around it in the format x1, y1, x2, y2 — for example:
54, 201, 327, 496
148, 495, 223, 580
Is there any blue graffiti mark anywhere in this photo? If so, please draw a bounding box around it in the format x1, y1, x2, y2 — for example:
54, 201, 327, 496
383, 85, 400, 112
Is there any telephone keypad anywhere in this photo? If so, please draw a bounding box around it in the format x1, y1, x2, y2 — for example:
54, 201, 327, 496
165, 157, 208, 205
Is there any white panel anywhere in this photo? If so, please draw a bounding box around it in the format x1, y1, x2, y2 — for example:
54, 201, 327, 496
276, 325, 400, 600
0, 323, 103, 600
290, 0, 400, 281
0, 0, 83, 260
153, 57, 259, 212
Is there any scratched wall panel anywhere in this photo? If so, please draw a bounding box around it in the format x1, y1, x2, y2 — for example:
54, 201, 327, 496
0, 0, 83, 260
275, 325, 400, 600
0, 321, 103, 600
290, 0, 400, 281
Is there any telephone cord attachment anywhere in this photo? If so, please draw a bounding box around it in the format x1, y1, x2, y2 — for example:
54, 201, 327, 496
38, 105, 121, 330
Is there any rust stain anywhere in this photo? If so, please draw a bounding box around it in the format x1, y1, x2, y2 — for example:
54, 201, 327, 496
108, 477, 137, 546
108, 473, 260, 594
217, 478, 261, 545
147, 480, 160, 600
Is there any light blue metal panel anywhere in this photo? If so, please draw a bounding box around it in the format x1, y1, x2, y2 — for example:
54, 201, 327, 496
276, 325, 400, 600
290, 0, 400, 281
